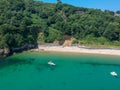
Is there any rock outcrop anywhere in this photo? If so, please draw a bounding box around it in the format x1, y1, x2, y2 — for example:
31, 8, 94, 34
62, 37, 74, 46
0, 49, 4, 56
4, 48, 10, 56
0, 44, 37, 57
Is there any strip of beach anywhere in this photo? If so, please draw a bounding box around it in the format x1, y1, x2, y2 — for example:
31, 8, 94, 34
31, 45, 120, 56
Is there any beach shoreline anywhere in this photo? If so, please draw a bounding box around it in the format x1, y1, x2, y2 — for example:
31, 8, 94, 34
30, 45, 120, 56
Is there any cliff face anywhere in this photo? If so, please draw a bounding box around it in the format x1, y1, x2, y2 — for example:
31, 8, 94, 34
4, 48, 10, 56
0, 49, 4, 57
0, 48, 10, 57
62, 39, 73, 46
62, 36, 74, 46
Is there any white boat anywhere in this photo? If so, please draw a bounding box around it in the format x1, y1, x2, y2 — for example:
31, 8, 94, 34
110, 71, 118, 77
48, 61, 56, 66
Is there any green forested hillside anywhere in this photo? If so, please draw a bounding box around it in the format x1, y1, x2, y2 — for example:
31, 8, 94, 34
0, 0, 120, 49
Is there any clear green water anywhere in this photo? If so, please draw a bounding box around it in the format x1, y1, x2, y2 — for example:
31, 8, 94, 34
0, 52, 120, 90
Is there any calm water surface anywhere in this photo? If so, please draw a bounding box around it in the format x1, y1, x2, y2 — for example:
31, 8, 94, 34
0, 52, 120, 90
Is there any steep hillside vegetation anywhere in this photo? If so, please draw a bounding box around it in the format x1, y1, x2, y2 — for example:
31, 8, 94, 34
0, 0, 120, 51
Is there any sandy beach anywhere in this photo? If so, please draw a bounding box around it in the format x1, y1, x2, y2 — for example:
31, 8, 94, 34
30, 45, 120, 56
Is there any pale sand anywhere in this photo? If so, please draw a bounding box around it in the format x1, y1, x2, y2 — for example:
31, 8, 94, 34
32, 45, 120, 56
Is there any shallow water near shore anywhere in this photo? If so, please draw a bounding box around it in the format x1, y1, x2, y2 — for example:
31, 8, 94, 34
0, 52, 120, 90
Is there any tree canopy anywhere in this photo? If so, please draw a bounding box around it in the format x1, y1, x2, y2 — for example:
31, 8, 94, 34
0, 0, 120, 49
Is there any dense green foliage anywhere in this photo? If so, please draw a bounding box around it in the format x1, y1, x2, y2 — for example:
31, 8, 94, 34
0, 0, 120, 49
0, 0, 40, 49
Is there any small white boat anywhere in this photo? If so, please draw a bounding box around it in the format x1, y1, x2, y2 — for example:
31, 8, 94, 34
110, 71, 118, 77
48, 61, 56, 66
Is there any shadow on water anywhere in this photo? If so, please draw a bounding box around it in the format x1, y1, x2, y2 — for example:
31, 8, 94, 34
35, 63, 46, 72
0, 57, 35, 70
48, 65, 56, 71
35, 62, 56, 72
79, 62, 120, 67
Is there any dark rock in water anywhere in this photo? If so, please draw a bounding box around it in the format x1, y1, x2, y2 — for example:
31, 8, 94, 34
36, 67, 41, 72
30, 58, 35, 61
27, 60, 34, 65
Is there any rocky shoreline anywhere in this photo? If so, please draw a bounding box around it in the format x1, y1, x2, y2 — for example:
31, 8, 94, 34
1, 44, 120, 57
0, 44, 37, 57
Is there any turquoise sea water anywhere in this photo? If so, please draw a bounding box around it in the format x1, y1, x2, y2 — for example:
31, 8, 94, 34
0, 52, 120, 90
